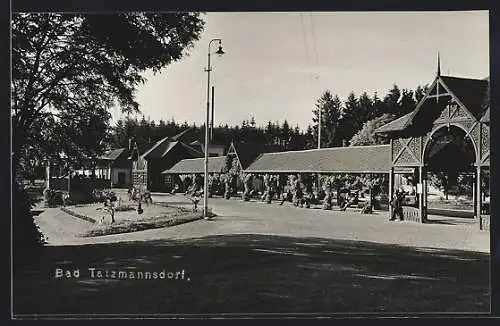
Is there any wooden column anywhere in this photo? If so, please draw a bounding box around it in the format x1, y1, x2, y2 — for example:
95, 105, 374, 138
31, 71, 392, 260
418, 165, 424, 223
472, 175, 476, 215
476, 165, 482, 223
423, 166, 428, 221
389, 167, 394, 218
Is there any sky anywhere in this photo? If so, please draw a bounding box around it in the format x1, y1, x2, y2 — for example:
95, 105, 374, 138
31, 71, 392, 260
113, 11, 490, 131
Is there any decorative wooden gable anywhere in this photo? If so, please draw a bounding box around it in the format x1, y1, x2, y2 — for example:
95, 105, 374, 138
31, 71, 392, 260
226, 142, 243, 170
435, 100, 471, 123
391, 74, 486, 167
480, 122, 490, 165
392, 137, 422, 166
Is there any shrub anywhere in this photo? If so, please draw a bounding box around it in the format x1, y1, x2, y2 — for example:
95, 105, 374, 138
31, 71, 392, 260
91, 189, 117, 203
43, 188, 68, 207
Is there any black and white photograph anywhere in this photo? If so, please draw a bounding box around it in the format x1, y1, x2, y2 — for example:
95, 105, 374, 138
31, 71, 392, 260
11, 10, 491, 317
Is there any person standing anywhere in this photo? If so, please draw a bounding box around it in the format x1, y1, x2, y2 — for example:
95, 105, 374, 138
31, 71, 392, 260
390, 188, 404, 221
243, 173, 254, 201
322, 176, 333, 210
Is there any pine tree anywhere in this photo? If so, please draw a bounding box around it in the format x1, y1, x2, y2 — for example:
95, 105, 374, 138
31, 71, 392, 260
312, 90, 343, 148
383, 84, 401, 115
281, 120, 291, 148
371, 92, 385, 119
305, 124, 315, 149
358, 92, 373, 125
340, 91, 359, 145
399, 89, 416, 116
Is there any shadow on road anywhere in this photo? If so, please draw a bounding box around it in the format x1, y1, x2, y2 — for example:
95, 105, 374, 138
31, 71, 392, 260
13, 234, 489, 316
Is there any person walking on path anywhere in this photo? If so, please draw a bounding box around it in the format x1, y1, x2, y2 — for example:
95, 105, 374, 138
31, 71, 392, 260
390, 188, 405, 221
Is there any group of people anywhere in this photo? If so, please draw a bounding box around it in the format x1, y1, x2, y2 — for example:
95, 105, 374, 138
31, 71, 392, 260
171, 171, 408, 218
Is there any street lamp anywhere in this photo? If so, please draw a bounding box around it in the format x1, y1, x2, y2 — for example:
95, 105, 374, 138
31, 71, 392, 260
204, 38, 225, 219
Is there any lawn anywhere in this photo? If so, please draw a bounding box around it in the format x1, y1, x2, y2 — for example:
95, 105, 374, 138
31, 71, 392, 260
13, 234, 490, 316
61, 201, 203, 237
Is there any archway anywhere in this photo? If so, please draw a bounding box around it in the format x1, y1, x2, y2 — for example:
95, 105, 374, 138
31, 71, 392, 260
423, 125, 478, 219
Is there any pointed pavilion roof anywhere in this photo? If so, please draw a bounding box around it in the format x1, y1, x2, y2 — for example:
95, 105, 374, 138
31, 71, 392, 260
376, 74, 488, 134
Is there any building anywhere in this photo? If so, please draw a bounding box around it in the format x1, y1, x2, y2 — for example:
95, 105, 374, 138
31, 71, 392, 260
189, 140, 226, 157
375, 59, 489, 229
97, 148, 133, 188
130, 128, 204, 192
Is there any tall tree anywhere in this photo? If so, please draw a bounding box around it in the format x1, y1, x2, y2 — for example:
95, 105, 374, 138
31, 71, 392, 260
383, 84, 401, 115
399, 88, 416, 116
357, 92, 373, 124
304, 124, 315, 149
371, 92, 385, 119
312, 90, 343, 148
281, 120, 291, 148
12, 12, 205, 176
339, 92, 359, 145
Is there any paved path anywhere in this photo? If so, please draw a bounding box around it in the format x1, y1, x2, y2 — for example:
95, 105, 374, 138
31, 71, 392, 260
34, 194, 489, 252
33, 207, 94, 246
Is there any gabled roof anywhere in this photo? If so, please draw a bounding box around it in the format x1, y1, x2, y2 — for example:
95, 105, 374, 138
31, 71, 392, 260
140, 136, 172, 159
245, 145, 391, 174
228, 141, 284, 170
179, 142, 205, 157
140, 128, 202, 159
162, 156, 227, 174
375, 113, 412, 133
100, 148, 127, 161
376, 75, 488, 134
171, 127, 194, 142
439, 76, 488, 119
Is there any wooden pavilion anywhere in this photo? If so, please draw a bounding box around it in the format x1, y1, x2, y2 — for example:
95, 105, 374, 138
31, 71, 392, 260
375, 57, 490, 230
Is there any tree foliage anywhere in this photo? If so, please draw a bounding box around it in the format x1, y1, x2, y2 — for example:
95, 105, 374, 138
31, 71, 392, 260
312, 90, 343, 148
12, 12, 205, 174
349, 113, 396, 146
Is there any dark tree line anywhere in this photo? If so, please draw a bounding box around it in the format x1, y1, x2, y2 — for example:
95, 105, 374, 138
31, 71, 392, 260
109, 83, 429, 152
109, 116, 309, 151
311, 84, 428, 148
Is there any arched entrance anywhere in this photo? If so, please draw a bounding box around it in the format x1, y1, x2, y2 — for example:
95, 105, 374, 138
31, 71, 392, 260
423, 125, 478, 219
376, 68, 489, 229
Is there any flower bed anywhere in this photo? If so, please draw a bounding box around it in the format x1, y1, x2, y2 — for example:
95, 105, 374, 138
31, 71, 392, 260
60, 201, 203, 237
80, 211, 202, 237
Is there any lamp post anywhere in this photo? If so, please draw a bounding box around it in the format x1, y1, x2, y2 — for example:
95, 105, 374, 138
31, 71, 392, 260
204, 38, 225, 219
